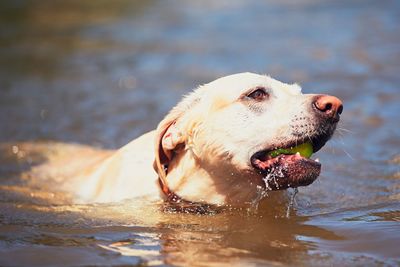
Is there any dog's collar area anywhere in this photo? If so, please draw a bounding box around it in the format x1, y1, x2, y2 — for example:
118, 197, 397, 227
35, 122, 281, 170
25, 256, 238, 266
158, 165, 221, 215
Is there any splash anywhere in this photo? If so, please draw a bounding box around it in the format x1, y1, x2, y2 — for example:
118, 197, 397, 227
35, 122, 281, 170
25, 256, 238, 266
248, 185, 269, 213
262, 165, 286, 190
249, 166, 299, 216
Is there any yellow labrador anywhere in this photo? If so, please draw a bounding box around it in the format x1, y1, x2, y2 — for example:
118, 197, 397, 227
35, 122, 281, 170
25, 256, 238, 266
73, 73, 343, 208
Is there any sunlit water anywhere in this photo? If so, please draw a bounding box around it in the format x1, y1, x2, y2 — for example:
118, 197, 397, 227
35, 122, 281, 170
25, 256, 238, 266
0, 0, 399, 266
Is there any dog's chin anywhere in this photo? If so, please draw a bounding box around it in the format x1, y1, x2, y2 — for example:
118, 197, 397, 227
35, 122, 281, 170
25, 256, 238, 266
251, 153, 321, 190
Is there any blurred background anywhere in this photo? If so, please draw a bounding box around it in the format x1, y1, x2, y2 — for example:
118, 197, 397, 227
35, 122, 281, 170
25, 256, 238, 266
0, 0, 399, 266
1, 0, 398, 149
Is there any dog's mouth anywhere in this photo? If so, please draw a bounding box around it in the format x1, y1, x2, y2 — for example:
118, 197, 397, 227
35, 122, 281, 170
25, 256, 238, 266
250, 136, 329, 190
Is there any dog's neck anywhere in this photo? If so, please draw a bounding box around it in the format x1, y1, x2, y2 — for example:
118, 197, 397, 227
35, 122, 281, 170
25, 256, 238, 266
165, 150, 226, 205
164, 149, 260, 206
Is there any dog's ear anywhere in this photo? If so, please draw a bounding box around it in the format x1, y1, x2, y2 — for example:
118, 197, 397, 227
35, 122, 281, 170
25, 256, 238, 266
153, 108, 186, 187
153, 91, 202, 181
155, 116, 184, 166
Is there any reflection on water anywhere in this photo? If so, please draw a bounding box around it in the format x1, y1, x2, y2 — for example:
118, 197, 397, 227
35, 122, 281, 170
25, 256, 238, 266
0, 0, 399, 266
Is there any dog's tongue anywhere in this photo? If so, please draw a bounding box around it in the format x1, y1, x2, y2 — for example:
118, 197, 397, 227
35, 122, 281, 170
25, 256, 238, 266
268, 142, 313, 158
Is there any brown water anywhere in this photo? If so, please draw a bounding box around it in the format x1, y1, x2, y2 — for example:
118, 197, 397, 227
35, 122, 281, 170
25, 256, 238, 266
1, 0, 399, 266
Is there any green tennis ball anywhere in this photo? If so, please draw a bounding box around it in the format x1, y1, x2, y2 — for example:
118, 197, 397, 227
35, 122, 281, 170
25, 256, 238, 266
268, 142, 313, 158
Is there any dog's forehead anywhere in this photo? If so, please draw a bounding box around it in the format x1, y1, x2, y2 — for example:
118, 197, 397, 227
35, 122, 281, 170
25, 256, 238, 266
204, 72, 302, 97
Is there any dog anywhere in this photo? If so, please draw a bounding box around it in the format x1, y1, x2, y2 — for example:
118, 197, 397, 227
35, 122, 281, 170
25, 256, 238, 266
71, 72, 342, 209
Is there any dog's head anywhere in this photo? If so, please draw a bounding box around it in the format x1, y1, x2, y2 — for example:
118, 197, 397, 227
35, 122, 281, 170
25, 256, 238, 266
154, 73, 343, 206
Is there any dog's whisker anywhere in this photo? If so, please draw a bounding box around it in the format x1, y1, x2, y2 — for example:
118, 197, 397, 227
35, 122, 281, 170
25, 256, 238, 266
341, 146, 355, 161
337, 125, 354, 134
306, 132, 313, 144
336, 131, 345, 138
337, 133, 347, 146
327, 141, 336, 154
329, 139, 354, 160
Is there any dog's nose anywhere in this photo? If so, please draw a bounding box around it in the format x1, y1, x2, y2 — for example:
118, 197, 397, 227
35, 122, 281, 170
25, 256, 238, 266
313, 95, 343, 121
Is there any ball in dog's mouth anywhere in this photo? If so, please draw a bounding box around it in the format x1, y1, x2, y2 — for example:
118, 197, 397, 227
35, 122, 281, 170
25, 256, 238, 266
250, 142, 321, 190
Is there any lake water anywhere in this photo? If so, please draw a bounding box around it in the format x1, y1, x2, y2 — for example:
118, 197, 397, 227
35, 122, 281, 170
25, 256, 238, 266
0, 0, 399, 266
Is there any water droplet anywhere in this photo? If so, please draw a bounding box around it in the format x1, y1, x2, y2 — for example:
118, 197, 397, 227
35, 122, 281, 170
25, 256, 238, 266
40, 109, 48, 119
12, 145, 19, 154
249, 185, 268, 213
286, 188, 298, 218
118, 75, 137, 89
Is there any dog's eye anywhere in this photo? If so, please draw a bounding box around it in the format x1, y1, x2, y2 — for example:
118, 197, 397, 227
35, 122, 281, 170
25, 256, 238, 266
247, 88, 269, 101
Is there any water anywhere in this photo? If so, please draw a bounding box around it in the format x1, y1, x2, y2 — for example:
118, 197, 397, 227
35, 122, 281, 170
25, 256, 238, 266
1, 0, 400, 266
